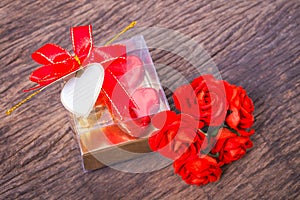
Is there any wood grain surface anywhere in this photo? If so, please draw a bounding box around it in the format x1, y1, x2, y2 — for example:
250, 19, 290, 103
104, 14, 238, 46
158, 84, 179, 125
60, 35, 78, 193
1, 0, 299, 199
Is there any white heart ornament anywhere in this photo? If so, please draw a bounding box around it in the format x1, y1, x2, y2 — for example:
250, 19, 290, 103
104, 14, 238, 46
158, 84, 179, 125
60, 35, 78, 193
61, 63, 104, 117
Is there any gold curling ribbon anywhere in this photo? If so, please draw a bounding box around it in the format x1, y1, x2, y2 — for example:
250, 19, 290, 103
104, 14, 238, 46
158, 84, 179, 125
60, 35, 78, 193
6, 90, 42, 115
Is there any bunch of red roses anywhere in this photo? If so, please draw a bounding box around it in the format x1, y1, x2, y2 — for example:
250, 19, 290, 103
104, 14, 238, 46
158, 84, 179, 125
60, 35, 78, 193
148, 74, 255, 186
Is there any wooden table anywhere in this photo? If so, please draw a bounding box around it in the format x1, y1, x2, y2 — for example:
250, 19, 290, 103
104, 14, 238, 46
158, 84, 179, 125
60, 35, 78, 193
1, 0, 299, 199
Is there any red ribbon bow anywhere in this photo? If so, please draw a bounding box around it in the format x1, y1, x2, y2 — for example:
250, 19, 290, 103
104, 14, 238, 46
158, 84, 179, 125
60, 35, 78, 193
26, 25, 136, 120
24, 23, 157, 132
26, 25, 126, 92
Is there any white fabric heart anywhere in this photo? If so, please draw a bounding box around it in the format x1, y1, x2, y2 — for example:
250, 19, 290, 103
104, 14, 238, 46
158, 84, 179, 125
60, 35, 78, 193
61, 63, 104, 117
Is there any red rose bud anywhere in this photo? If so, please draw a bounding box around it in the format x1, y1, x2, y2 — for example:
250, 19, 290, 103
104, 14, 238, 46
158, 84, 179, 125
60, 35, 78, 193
173, 84, 201, 118
211, 128, 253, 165
225, 84, 254, 130
148, 111, 205, 160
174, 154, 222, 186
173, 75, 229, 126
151, 110, 178, 130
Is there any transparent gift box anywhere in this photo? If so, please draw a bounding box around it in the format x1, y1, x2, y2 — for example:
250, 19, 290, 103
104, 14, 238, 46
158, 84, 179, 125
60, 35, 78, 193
69, 35, 170, 171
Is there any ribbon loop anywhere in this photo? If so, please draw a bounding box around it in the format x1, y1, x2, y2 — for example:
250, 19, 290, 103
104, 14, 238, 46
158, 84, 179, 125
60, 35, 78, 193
26, 25, 94, 91
71, 25, 93, 64
31, 43, 72, 65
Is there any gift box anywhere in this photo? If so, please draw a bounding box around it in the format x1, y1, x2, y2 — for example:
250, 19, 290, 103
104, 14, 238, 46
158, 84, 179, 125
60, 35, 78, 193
6, 23, 170, 171
70, 35, 170, 171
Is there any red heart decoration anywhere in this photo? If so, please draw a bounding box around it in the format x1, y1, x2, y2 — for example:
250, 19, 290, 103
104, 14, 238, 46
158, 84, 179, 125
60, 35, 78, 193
95, 55, 144, 108
116, 87, 160, 137
102, 124, 137, 145
129, 87, 160, 119
109, 55, 145, 90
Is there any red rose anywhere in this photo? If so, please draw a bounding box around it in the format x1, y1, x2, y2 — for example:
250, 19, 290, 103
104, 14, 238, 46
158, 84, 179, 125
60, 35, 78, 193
211, 128, 253, 165
173, 75, 229, 126
225, 85, 254, 129
173, 84, 200, 118
148, 111, 204, 160
174, 154, 222, 186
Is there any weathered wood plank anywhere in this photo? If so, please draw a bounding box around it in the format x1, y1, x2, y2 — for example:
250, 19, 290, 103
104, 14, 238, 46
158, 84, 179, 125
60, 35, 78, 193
0, 0, 299, 199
